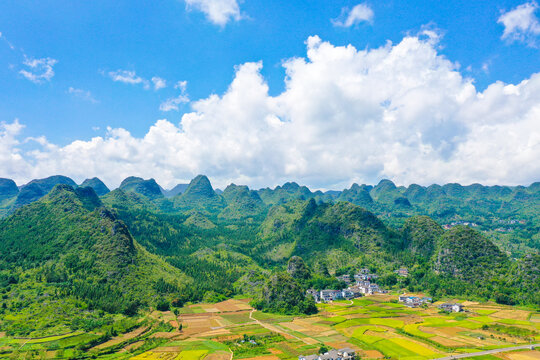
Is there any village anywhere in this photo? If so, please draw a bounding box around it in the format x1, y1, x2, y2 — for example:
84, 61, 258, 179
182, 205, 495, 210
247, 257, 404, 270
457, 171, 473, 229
306, 266, 464, 311
306, 267, 463, 312
306, 268, 387, 303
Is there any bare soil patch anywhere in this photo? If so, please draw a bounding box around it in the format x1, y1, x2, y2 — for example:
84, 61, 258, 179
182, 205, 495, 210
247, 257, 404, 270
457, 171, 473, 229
502, 350, 540, 360
362, 350, 384, 359
204, 351, 231, 360
238, 355, 280, 360
123, 340, 144, 351
492, 310, 530, 320
93, 326, 149, 350
214, 299, 252, 312
197, 329, 231, 337
150, 331, 180, 339
430, 335, 467, 347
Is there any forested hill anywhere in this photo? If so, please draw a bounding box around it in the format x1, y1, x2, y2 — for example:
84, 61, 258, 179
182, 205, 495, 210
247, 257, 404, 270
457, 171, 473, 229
0, 185, 189, 334
0, 175, 538, 335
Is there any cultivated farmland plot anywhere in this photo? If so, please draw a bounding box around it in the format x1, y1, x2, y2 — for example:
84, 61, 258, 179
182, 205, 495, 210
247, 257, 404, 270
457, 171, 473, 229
0, 296, 538, 359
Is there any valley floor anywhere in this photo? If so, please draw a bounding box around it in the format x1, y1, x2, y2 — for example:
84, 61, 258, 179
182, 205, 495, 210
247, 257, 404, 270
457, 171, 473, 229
1, 295, 539, 360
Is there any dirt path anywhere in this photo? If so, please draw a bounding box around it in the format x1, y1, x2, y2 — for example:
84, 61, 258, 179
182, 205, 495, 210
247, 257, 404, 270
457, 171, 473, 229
433, 344, 539, 360
92, 326, 150, 350
248, 310, 314, 345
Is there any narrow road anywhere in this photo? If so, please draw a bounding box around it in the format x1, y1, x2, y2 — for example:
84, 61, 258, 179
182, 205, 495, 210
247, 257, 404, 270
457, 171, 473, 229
433, 344, 538, 360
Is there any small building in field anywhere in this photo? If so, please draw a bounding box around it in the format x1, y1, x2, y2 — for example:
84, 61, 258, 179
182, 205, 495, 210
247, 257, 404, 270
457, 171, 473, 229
438, 303, 463, 312
299, 348, 356, 360
399, 295, 432, 307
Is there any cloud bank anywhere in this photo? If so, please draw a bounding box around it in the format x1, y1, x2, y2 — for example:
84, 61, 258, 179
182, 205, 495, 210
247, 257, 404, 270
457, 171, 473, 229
2, 34, 540, 189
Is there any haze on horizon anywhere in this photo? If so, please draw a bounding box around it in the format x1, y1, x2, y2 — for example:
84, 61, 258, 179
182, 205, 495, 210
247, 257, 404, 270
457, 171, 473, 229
1, 1, 540, 190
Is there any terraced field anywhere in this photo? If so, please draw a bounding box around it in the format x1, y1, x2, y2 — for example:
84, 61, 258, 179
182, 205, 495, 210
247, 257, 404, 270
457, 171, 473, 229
0, 296, 538, 359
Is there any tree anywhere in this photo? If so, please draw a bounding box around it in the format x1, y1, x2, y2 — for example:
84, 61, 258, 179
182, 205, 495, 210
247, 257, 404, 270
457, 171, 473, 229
287, 256, 311, 280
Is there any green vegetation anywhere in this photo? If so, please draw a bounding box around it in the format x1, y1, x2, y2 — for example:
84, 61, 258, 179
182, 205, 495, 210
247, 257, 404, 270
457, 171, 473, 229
0, 174, 539, 359
0, 185, 187, 336
252, 272, 317, 315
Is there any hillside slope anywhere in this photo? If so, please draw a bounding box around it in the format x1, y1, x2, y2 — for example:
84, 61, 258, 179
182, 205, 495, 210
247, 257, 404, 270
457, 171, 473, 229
0, 185, 189, 334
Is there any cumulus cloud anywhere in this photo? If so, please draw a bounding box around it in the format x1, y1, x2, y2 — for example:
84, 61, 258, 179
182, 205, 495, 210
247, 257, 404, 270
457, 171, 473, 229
152, 76, 167, 90
19, 57, 57, 83
498, 1, 540, 46
3, 35, 540, 190
332, 3, 374, 27
185, 0, 242, 26
68, 87, 98, 103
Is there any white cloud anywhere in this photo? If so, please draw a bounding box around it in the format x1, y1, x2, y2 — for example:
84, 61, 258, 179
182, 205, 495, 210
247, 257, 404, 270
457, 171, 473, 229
108, 69, 150, 89
0, 32, 15, 50
160, 81, 189, 111
68, 87, 98, 103
481, 61, 490, 74
498, 1, 540, 46
185, 0, 241, 26
152, 76, 167, 90
3, 35, 540, 190
0, 119, 31, 181
332, 3, 374, 27
175, 80, 187, 90
19, 57, 57, 83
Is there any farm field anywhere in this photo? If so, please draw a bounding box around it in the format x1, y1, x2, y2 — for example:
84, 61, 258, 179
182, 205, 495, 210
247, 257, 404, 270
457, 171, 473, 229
0, 296, 538, 359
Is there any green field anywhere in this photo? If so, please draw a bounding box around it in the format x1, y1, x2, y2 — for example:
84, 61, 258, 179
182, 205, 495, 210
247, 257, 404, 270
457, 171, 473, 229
1, 295, 539, 359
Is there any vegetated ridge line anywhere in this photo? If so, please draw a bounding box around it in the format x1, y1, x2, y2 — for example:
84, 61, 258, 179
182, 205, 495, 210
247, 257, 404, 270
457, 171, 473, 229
434, 344, 539, 360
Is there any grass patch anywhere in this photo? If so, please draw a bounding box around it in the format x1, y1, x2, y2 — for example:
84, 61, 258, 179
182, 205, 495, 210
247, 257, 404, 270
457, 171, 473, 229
24, 332, 83, 344
352, 298, 375, 306
369, 318, 404, 328
403, 324, 436, 339
354, 334, 385, 344
388, 338, 437, 357
251, 312, 295, 323
496, 319, 531, 326
474, 309, 497, 315
372, 338, 418, 358
178, 350, 209, 360
471, 316, 495, 324
221, 313, 253, 325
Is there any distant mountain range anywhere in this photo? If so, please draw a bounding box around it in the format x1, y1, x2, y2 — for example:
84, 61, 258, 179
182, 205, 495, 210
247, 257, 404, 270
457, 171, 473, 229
1, 174, 538, 216
1, 174, 539, 256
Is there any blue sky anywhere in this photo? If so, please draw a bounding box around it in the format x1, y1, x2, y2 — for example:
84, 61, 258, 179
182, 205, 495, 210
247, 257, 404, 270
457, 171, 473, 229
1, 1, 540, 189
